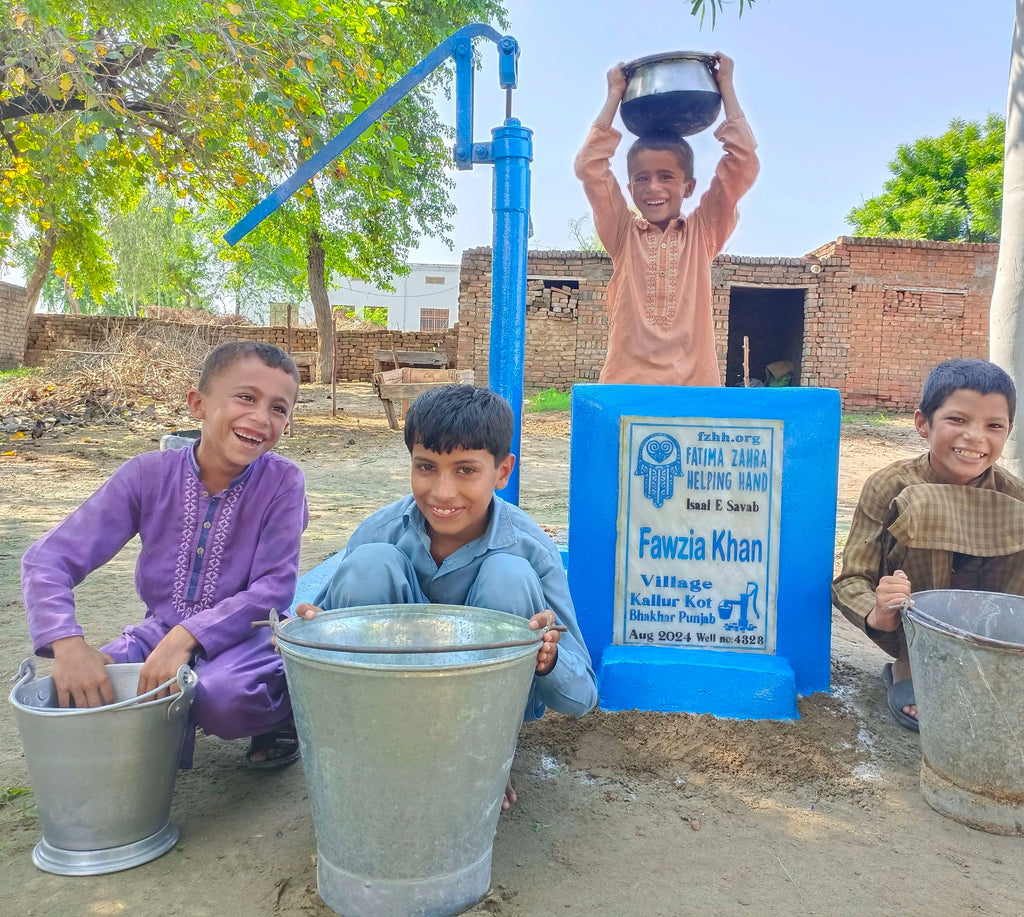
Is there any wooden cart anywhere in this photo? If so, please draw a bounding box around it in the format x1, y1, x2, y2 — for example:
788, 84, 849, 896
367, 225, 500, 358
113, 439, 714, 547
372, 367, 474, 430
372, 349, 449, 374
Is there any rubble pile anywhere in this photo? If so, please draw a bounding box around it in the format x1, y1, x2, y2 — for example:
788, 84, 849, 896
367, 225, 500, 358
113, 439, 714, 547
0, 326, 206, 435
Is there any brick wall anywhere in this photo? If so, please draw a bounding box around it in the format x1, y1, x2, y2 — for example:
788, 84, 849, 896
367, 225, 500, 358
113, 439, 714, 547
810, 237, 995, 409
458, 248, 612, 388
23, 313, 458, 382
11, 236, 1000, 410
0, 282, 28, 369
458, 237, 997, 410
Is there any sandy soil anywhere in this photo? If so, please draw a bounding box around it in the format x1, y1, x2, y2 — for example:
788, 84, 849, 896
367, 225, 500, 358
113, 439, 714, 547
1, 386, 1022, 917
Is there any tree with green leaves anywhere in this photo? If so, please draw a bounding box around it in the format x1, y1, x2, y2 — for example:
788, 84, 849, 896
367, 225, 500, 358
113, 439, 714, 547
846, 116, 1004, 242
107, 190, 219, 315
2, 0, 505, 364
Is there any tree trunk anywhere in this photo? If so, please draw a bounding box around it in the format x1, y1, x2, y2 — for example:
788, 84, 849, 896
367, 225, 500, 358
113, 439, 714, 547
307, 229, 333, 384
22, 227, 58, 330
990, 0, 1024, 476
62, 276, 82, 314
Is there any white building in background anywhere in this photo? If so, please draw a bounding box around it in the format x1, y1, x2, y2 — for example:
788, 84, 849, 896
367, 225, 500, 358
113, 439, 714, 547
327, 262, 460, 332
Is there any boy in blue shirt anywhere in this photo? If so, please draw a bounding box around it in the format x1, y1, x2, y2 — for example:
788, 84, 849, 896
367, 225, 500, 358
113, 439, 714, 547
296, 385, 597, 806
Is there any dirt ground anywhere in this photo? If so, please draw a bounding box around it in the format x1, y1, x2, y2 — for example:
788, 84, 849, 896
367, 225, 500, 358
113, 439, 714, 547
2, 385, 1022, 917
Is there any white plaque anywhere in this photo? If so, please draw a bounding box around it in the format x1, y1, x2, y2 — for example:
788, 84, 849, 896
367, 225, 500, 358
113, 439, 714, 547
614, 416, 783, 653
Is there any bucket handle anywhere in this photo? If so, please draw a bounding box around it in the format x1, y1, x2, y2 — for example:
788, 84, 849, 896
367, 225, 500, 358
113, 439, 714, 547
902, 613, 916, 649
894, 597, 917, 649
262, 609, 568, 655
166, 664, 199, 720
11, 657, 198, 715
12, 657, 36, 692
622, 53, 717, 80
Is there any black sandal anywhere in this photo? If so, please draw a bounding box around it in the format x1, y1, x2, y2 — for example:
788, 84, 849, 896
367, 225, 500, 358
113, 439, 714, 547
246, 720, 301, 771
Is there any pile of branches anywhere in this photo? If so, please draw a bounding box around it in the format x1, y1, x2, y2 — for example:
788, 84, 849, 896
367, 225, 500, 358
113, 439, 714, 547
0, 325, 211, 429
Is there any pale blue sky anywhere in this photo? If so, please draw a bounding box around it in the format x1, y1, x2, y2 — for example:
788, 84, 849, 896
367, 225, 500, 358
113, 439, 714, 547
411, 0, 1015, 263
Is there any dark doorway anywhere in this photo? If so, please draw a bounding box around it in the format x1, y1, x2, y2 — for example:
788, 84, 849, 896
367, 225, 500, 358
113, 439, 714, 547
725, 288, 806, 387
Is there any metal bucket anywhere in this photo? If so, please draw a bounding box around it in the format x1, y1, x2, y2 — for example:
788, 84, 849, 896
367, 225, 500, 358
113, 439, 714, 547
10, 659, 198, 874
904, 589, 1024, 835
277, 604, 541, 917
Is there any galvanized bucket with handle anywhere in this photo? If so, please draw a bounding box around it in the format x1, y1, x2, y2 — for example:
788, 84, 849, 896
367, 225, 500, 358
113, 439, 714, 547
904, 589, 1024, 835
10, 659, 198, 874
276, 604, 542, 917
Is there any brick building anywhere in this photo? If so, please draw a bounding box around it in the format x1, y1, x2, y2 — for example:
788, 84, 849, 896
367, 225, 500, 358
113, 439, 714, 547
8, 236, 999, 411
458, 236, 997, 411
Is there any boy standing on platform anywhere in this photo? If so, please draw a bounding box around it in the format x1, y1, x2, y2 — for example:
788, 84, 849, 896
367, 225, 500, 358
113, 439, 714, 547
574, 53, 759, 385
22, 341, 308, 769
833, 359, 1024, 731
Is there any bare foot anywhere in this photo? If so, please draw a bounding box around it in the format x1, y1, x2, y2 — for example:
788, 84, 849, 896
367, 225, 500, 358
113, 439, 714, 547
502, 777, 517, 811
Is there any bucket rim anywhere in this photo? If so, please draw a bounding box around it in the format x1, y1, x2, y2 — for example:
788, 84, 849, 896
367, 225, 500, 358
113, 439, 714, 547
622, 50, 717, 76
904, 589, 1024, 656
10, 660, 198, 715
277, 603, 542, 669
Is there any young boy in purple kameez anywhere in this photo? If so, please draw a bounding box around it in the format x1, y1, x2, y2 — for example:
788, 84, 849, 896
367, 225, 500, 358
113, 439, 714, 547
22, 341, 308, 769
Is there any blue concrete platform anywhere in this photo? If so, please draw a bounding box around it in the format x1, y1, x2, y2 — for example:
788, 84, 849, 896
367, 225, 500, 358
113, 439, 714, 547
599, 646, 798, 719
292, 551, 346, 609
569, 384, 840, 719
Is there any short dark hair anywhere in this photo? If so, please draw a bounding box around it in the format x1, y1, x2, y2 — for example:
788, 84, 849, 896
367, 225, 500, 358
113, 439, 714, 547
919, 358, 1016, 424
404, 385, 514, 463
627, 132, 695, 182
197, 341, 300, 393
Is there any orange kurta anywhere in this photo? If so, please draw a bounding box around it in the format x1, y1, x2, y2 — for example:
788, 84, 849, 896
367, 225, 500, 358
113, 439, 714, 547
574, 116, 759, 386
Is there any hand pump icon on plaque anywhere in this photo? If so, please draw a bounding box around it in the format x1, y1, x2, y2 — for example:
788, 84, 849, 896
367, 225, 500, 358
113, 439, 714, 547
717, 582, 760, 633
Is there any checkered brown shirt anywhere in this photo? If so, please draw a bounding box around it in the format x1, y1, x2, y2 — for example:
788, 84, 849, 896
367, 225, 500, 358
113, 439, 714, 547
832, 452, 1024, 655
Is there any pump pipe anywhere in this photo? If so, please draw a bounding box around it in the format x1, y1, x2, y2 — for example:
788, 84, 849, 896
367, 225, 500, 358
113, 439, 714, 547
223, 24, 532, 504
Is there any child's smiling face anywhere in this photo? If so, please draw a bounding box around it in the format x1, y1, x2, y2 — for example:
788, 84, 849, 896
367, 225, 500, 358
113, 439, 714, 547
410, 443, 515, 560
914, 388, 1012, 485
187, 356, 297, 488
628, 148, 696, 229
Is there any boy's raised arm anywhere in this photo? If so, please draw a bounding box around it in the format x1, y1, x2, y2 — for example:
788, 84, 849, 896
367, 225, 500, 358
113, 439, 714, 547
713, 52, 741, 120
574, 64, 633, 259
694, 53, 759, 254
595, 64, 626, 128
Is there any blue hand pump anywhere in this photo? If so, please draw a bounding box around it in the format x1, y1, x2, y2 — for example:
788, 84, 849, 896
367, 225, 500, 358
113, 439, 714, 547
224, 24, 532, 504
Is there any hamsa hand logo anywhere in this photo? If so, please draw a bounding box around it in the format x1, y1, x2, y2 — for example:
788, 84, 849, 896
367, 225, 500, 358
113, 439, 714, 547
635, 433, 682, 508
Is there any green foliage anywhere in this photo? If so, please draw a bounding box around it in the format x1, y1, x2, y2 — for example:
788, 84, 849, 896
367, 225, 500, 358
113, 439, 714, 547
0, 786, 33, 811
847, 116, 1004, 242
2, 0, 508, 314
840, 411, 894, 426
568, 215, 604, 252
338, 305, 388, 326
689, 0, 756, 29
526, 388, 571, 412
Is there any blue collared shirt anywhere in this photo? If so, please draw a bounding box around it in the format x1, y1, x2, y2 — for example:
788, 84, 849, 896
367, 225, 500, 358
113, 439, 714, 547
341, 493, 598, 719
